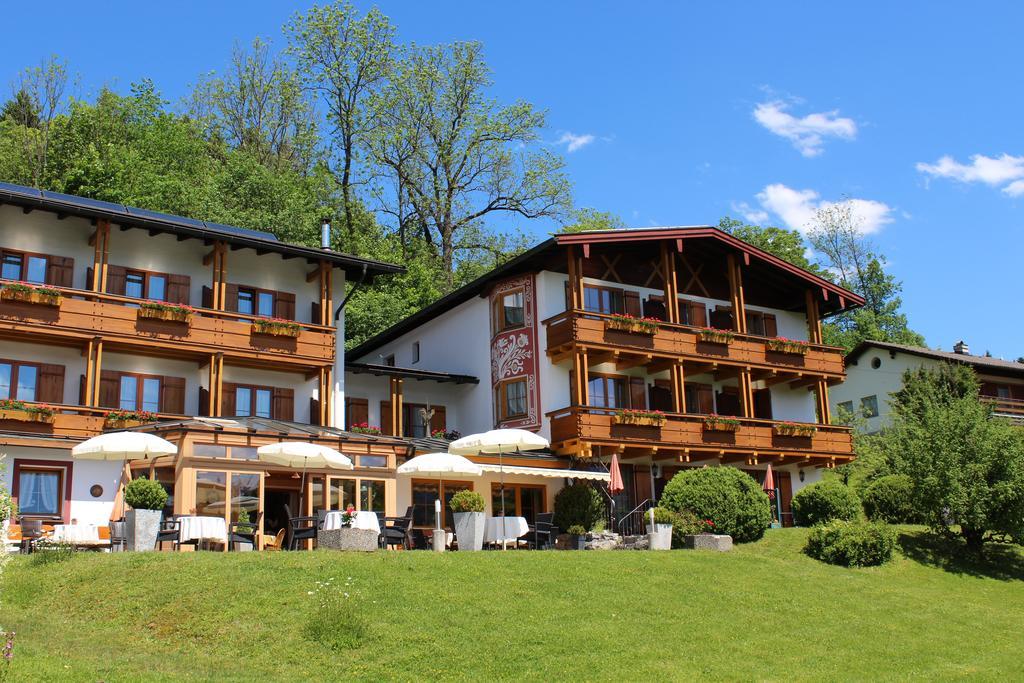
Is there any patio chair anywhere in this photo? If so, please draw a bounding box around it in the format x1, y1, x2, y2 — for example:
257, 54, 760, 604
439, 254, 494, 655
156, 517, 182, 551
526, 513, 558, 550
109, 519, 127, 552
284, 504, 317, 550
374, 511, 386, 547
381, 506, 414, 550
263, 529, 286, 551
19, 519, 45, 554
228, 511, 262, 551
315, 509, 330, 530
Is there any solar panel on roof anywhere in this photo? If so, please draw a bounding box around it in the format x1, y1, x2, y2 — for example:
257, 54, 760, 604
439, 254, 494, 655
203, 221, 278, 242
125, 206, 207, 231
40, 190, 128, 214
0, 181, 42, 198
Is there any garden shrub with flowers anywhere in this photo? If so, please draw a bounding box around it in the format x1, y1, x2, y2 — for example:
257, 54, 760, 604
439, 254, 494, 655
303, 576, 367, 651
660, 466, 772, 543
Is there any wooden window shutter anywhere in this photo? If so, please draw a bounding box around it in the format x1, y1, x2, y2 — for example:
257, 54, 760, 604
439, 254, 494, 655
78, 374, 86, 405
309, 397, 321, 426
380, 401, 392, 435
45, 255, 74, 288
753, 388, 773, 420
98, 371, 121, 408
106, 265, 127, 296
697, 384, 714, 414
346, 397, 368, 427
763, 314, 778, 338
311, 301, 322, 326
85, 266, 94, 291
221, 383, 236, 416
201, 286, 213, 309
36, 363, 65, 404
199, 387, 210, 416
563, 281, 571, 311
223, 284, 239, 312
628, 377, 647, 410
689, 301, 707, 327
272, 387, 294, 421
159, 376, 186, 414
166, 274, 191, 305
273, 291, 296, 320
430, 406, 446, 435
623, 290, 641, 317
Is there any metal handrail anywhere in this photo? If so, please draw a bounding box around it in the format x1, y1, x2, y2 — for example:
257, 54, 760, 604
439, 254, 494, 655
614, 498, 654, 537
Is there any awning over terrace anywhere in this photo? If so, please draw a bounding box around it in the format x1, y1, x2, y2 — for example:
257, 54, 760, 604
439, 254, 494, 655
476, 464, 610, 481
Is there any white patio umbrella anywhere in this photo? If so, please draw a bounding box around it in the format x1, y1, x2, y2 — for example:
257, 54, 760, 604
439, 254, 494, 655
449, 429, 549, 548
397, 453, 482, 534
257, 442, 353, 511
71, 432, 178, 518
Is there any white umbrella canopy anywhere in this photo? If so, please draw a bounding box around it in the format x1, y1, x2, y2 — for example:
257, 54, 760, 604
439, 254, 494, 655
256, 442, 354, 470
71, 432, 178, 460
397, 452, 483, 477
448, 429, 549, 455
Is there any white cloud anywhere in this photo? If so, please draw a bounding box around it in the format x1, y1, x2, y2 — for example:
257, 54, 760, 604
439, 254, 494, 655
916, 153, 1024, 196
752, 183, 893, 235
753, 100, 857, 157
556, 131, 596, 153
730, 201, 769, 224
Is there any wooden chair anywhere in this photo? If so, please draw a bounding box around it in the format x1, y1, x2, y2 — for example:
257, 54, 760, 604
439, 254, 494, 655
263, 529, 286, 551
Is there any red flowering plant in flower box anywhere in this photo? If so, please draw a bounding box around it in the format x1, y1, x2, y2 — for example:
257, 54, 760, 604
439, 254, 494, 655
612, 409, 667, 426
697, 327, 735, 345
0, 399, 56, 422
772, 420, 817, 437
0, 281, 62, 306
605, 313, 661, 335
251, 317, 302, 337
138, 300, 194, 322
349, 422, 382, 436
765, 336, 811, 355
341, 504, 357, 527
702, 413, 741, 432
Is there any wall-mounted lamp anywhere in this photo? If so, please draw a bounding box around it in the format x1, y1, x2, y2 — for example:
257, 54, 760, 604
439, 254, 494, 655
798, 469, 805, 482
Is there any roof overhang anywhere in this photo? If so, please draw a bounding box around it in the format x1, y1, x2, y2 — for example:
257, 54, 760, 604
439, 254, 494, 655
476, 463, 610, 481
346, 362, 479, 385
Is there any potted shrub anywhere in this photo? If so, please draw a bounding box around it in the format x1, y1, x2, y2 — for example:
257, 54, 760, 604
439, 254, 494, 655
449, 490, 486, 551
565, 524, 587, 550
646, 507, 674, 550
251, 317, 302, 338
124, 477, 168, 552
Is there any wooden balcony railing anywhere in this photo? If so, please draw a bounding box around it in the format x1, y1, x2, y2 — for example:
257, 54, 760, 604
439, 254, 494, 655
0, 402, 186, 440
543, 309, 846, 378
546, 405, 854, 462
0, 284, 335, 368
983, 395, 1024, 418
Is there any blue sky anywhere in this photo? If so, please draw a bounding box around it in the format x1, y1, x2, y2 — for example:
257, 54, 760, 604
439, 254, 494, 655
3, 2, 1021, 358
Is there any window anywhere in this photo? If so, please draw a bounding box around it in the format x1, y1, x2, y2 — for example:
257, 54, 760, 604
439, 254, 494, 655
492, 289, 526, 333
119, 375, 161, 412
17, 466, 63, 516
0, 361, 39, 401
1, 253, 22, 280
491, 483, 546, 525
412, 342, 420, 364
235, 288, 274, 317
588, 375, 629, 409
195, 471, 227, 517
1, 251, 47, 284
503, 379, 528, 419
360, 479, 385, 512
384, 354, 395, 367
233, 385, 272, 418
125, 272, 145, 298
411, 480, 472, 529
257, 291, 274, 317
871, 357, 882, 369
123, 270, 170, 301
237, 289, 254, 315
583, 285, 624, 315
860, 395, 879, 418
403, 403, 430, 438
837, 400, 854, 415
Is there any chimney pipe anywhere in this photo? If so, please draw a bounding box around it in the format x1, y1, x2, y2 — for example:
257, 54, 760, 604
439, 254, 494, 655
953, 340, 970, 355
320, 217, 331, 250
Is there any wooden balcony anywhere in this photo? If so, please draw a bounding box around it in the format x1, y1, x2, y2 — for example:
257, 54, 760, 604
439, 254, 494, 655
983, 396, 1024, 420
0, 286, 335, 369
0, 402, 190, 442
546, 405, 854, 467
544, 310, 846, 381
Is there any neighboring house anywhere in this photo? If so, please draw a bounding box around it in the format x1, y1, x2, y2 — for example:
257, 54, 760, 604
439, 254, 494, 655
0, 181, 408, 542
347, 227, 864, 527
833, 340, 1024, 433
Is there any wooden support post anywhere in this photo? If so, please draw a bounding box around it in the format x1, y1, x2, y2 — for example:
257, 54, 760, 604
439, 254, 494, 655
661, 243, 679, 324
727, 253, 747, 334
89, 340, 104, 407
671, 362, 686, 413
83, 339, 96, 405
208, 242, 228, 310
567, 244, 585, 311
389, 377, 404, 436
814, 379, 832, 424
207, 353, 224, 417
571, 350, 590, 406
805, 289, 823, 344
738, 369, 755, 418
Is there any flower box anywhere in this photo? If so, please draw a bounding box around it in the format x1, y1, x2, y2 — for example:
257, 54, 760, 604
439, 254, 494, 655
0, 400, 56, 424
251, 318, 302, 338
104, 409, 159, 430
138, 302, 193, 323
0, 283, 62, 307
703, 415, 740, 432
350, 422, 383, 436
773, 422, 817, 438
765, 338, 810, 355
697, 328, 735, 345
613, 410, 666, 427
605, 315, 660, 335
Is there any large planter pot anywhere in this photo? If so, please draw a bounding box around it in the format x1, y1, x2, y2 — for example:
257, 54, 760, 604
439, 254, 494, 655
317, 527, 378, 552
568, 534, 586, 550
684, 533, 733, 552
126, 509, 163, 552
452, 511, 485, 551
646, 523, 673, 550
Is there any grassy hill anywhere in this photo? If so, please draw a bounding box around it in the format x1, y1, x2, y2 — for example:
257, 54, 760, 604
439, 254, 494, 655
2, 527, 1022, 681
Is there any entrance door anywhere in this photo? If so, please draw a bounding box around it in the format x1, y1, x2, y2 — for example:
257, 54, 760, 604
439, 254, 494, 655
263, 490, 294, 538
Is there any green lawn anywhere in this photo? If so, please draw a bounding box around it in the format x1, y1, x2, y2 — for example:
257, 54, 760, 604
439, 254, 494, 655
2, 527, 1022, 681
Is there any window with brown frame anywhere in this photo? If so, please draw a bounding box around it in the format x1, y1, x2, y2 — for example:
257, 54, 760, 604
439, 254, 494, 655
492, 288, 525, 334
583, 284, 628, 315
103, 265, 190, 304
212, 283, 295, 320
412, 479, 473, 529
684, 383, 715, 415
0, 248, 74, 287
745, 310, 778, 337
586, 373, 646, 410
497, 378, 528, 421
491, 483, 546, 525
13, 459, 71, 521
0, 359, 64, 403
96, 371, 185, 414
222, 383, 293, 421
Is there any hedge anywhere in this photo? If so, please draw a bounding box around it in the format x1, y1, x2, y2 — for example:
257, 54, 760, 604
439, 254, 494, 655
791, 480, 861, 526
659, 467, 772, 543
804, 519, 897, 567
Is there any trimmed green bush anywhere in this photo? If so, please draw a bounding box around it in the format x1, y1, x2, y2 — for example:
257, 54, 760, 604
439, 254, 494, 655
791, 481, 860, 527
124, 477, 168, 511
862, 474, 917, 523
553, 484, 606, 532
650, 507, 675, 525
659, 467, 772, 543
804, 519, 897, 567
449, 490, 485, 513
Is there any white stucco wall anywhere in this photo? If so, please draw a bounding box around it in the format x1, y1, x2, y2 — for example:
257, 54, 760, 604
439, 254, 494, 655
0, 206, 96, 287
221, 365, 318, 424
830, 350, 935, 432
0, 447, 120, 527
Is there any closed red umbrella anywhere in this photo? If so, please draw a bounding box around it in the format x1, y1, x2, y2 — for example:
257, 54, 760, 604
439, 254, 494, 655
608, 452, 624, 495
762, 463, 775, 498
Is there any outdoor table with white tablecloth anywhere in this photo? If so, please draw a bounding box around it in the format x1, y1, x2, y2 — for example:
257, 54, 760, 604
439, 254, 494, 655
483, 516, 530, 544
321, 510, 381, 534
177, 516, 228, 544
51, 524, 101, 544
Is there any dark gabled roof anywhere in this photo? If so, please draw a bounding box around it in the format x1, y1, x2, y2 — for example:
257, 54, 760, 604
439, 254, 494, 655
350, 226, 864, 359
0, 181, 403, 282
346, 362, 479, 385
847, 341, 1024, 379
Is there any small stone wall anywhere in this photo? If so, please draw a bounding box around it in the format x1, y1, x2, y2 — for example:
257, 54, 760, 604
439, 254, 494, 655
318, 527, 378, 552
